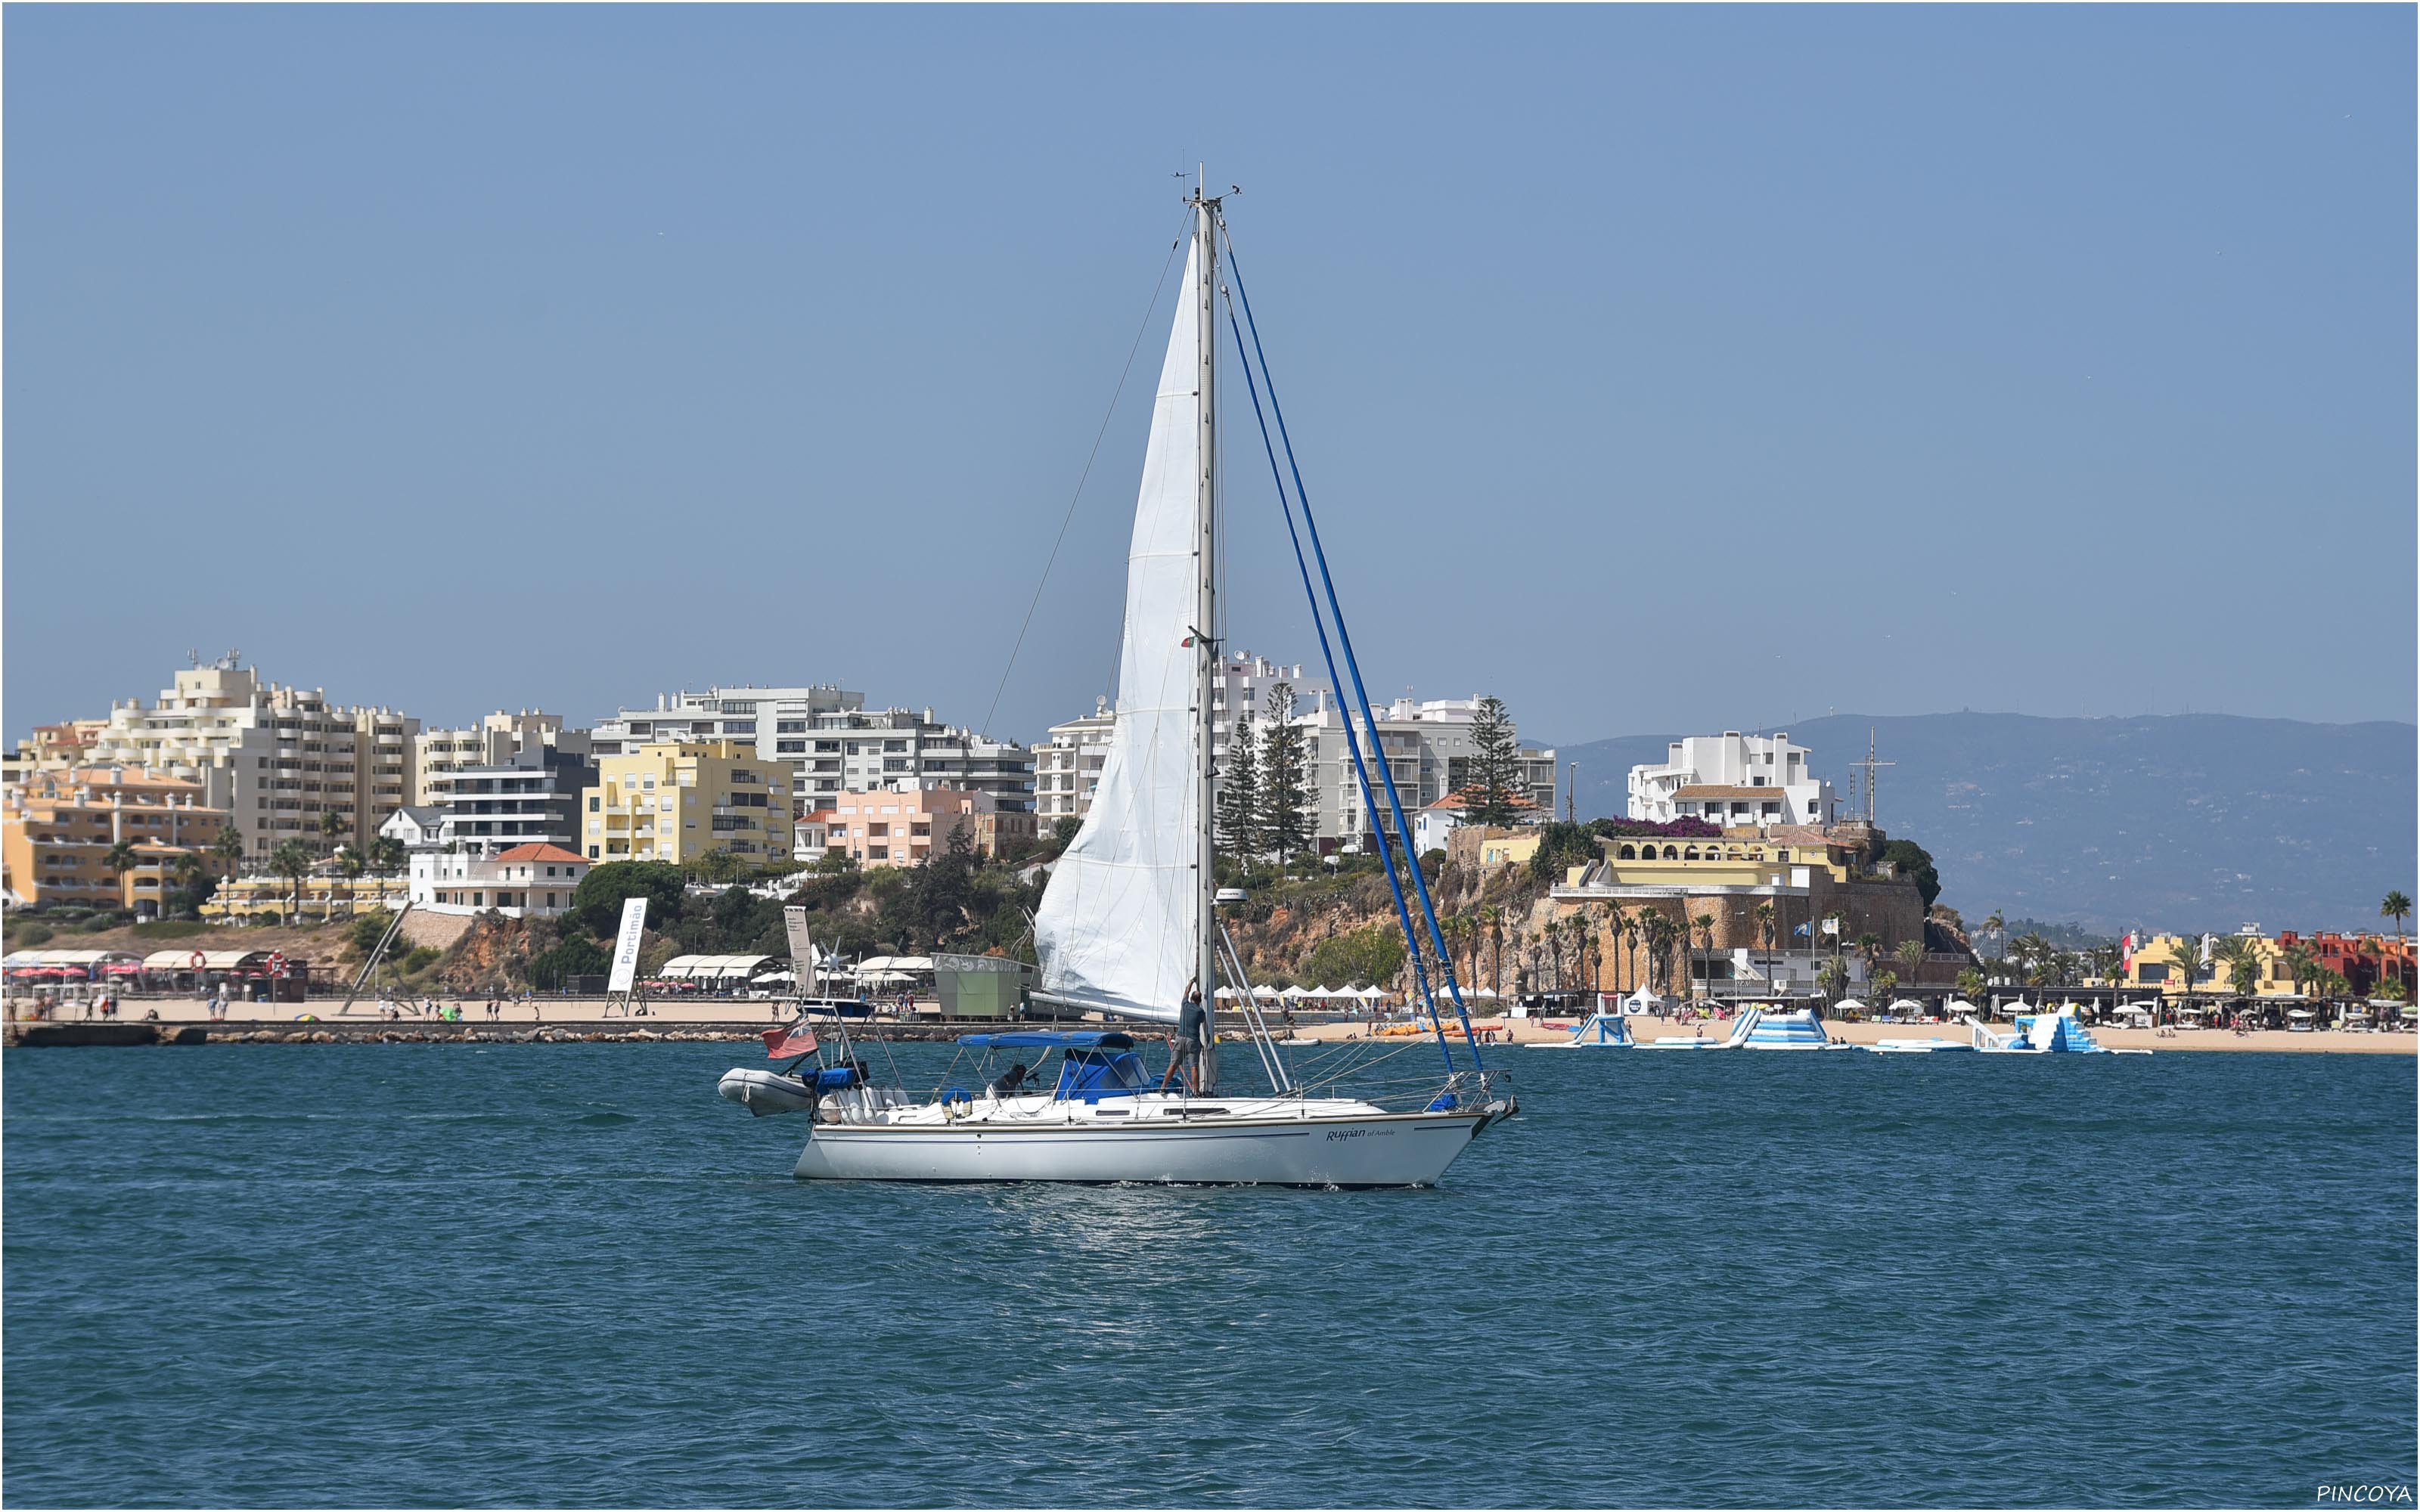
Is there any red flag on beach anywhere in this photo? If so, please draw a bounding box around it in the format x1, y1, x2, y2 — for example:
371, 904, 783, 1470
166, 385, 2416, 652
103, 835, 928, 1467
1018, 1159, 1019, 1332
763, 1022, 818, 1059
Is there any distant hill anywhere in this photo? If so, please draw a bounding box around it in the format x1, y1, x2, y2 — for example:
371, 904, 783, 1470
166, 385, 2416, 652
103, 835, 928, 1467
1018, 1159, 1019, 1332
1552, 713, 2415, 936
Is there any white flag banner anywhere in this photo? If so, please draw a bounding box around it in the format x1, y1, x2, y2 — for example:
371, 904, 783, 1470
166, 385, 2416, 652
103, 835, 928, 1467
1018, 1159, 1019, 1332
783, 905, 814, 969
1821, 917, 1840, 936
607, 897, 650, 996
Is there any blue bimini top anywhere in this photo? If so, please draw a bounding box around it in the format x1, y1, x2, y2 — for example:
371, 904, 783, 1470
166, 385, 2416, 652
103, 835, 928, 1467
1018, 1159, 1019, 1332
956, 1030, 1137, 1050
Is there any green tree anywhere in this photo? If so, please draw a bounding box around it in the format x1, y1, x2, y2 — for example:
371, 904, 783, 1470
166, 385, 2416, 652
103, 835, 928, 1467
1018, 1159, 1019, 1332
1300, 924, 1407, 992
530, 933, 613, 990
572, 860, 689, 938
2279, 942, 2318, 999
211, 825, 247, 875
103, 840, 142, 904
2382, 891, 2412, 999
367, 835, 407, 873
268, 839, 316, 925
1871, 969, 1899, 1005
1955, 965, 1986, 1002
1895, 938, 1926, 983
1215, 714, 1261, 862
1817, 956, 1849, 1001
337, 848, 366, 918
1981, 910, 2006, 961
1876, 839, 1941, 908
1257, 683, 1312, 866
318, 808, 347, 854
1692, 912, 1716, 997
2214, 934, 2266, 1002
1456, 695, 1523, 827
1753, 902, 1776, 983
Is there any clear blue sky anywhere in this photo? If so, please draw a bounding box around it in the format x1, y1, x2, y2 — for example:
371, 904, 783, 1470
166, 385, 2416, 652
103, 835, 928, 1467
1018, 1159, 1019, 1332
7, 5, 2412, 748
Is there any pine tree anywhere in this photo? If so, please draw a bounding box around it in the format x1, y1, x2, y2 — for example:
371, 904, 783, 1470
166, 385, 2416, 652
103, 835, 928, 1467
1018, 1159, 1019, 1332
1258, 683, 1313, 866
1458, 694, 1524, 827
1215, 714, 1261, 860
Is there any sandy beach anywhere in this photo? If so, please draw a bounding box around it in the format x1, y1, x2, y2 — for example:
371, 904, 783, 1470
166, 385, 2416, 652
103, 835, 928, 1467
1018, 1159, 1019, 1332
1280, 1014, 2415, 1055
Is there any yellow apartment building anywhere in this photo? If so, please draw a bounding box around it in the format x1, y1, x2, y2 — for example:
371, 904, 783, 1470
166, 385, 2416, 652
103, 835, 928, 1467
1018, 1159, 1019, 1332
580, 741, 793, 865
2, 766, 232, 910
2121, 932, 2301, 998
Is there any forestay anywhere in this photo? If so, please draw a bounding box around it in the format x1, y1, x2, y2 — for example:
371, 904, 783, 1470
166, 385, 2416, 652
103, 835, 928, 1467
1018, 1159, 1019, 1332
1030, 240, 1204, 1026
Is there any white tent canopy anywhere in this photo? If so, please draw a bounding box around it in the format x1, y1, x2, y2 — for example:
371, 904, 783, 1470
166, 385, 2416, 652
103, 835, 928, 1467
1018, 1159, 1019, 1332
659, 953, 777, 981
1358, 985, 1388, 1000
138, 950, 265, 971
1252, 984, 1281, 999
854, 956, 934, 974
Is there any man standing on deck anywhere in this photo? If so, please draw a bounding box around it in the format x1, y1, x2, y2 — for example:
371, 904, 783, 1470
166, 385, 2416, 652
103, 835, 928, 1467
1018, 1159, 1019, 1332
1160, 981, 1208, 1092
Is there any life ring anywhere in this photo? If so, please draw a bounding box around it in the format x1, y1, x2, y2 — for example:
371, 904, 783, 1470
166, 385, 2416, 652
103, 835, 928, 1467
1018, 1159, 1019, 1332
188, 950, 208, 971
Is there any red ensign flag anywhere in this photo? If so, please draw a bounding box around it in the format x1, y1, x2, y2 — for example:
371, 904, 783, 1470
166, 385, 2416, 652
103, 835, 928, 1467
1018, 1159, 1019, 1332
762, 1023, 819, 1059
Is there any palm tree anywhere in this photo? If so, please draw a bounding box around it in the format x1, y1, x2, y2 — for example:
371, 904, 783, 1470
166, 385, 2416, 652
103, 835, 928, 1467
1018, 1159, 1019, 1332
1855, 932, 1883, 990
1599, 900, 1626, 992
210, 825, 247, 876
2382, 891, 2412, 1000
1753, 902, 1776, 987
1817, 957, 1848, 1002
337, 848, 367, 919
1954, 966, 1986, 1003
318, 808, 346, 856
1692, 913, 1716, 999
1981, 910, 2006, 960
268, 839, 315, 926
1620, 912, 1641, 995
2280, 942, 2318, 999
368, 835, 407, 875
1895, 937, 1925, 989
103, 840, 141, 909
2215, 934, 2266, 1009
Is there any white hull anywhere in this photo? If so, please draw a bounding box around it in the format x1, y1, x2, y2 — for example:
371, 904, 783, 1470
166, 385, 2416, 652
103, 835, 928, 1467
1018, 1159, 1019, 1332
795, 1104, 1487, 1186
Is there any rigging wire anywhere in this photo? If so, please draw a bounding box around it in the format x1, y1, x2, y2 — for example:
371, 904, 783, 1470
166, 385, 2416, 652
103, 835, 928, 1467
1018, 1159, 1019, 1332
1221, 284, 1456, 1076
1220, 219, 1485, 1070
982, 214, 1193, 738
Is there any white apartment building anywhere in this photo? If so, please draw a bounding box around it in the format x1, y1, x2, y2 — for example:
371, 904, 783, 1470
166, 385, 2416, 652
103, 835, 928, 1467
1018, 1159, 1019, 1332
80, 655, 417, 858
1627, 731, 1837, 829
1035, 653, 1320, 825
1294, 692, 1557, 850
413, 711, 591, 806
591, 685, 864, 765
1033, 675, 1556, 854
591, 685, 1032, 813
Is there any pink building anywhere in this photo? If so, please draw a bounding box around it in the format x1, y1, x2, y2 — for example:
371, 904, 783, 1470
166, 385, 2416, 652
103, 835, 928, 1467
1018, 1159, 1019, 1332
827, 787, 995, 868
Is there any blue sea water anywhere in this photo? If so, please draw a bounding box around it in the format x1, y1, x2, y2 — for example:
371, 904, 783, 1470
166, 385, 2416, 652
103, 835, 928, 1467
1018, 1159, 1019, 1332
5, 1041, 2412, 1507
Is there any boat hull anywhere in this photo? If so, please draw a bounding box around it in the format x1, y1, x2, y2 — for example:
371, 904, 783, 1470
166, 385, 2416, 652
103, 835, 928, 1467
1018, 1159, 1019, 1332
793, 1110, 1486, 1187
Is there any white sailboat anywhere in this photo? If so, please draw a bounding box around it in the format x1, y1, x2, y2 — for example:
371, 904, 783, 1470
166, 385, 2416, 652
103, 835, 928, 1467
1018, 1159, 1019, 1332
719, 186, 1512, 1185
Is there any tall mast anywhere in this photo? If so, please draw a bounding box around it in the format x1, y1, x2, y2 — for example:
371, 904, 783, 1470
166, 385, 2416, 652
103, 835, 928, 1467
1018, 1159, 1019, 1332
1192, 182, 1220, 1087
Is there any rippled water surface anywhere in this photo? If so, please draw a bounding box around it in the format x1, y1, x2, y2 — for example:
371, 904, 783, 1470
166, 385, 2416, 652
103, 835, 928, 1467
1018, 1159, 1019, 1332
5, 1042, 2412, 1506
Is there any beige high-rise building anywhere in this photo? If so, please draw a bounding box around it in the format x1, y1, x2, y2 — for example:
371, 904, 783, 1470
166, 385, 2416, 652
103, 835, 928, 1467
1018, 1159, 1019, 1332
79, 655, 417, 861
414, 711, 590, 806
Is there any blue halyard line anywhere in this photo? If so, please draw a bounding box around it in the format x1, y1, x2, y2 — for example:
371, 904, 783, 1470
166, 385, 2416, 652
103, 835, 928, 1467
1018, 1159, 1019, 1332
1221, 230, 1485, 1069
1224, 299, 1457, 1077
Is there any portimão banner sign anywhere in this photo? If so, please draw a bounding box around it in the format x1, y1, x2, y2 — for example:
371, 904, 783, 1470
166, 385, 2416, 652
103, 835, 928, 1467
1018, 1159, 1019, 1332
607, 898, 650, 996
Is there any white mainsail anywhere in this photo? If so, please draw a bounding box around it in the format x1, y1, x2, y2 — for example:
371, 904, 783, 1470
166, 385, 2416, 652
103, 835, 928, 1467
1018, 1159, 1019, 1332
1031, 240, 1205, 1025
